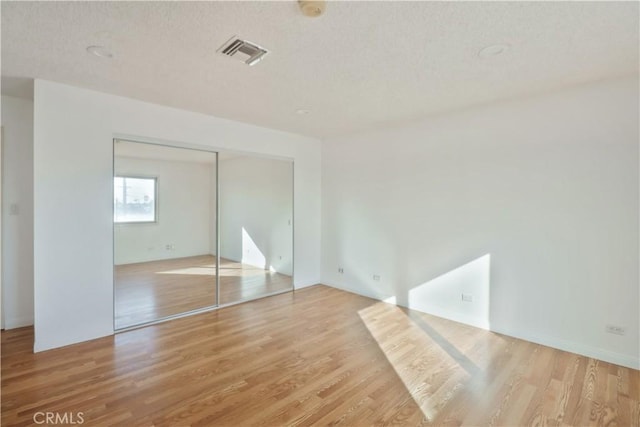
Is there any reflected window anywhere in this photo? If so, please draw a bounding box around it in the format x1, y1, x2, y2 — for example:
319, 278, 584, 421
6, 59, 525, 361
114, 176, 157, 223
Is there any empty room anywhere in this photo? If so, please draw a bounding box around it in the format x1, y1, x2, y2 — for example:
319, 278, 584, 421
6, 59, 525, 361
1, 1, 638, 426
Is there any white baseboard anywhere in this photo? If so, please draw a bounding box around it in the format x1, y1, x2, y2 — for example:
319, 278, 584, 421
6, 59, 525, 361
294, 280, 322, 290
407, 302, 491, 331
321, 282, 639, 370
322, 281, 391, 302
4, 315, 34, 329
34, 327, 113, 353
491, 325, 639, 370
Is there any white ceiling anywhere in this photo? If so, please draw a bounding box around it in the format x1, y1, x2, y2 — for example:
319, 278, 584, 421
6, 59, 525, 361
2, 1, 638, 139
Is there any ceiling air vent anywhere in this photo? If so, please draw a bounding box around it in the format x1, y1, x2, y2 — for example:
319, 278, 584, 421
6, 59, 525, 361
218, 36, 269, 66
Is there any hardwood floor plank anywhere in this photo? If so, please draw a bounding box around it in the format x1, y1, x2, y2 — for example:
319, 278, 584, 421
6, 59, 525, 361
2, 285, 638, 426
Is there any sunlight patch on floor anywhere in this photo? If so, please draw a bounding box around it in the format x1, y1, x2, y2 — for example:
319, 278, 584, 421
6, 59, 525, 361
358, 302, 478, 422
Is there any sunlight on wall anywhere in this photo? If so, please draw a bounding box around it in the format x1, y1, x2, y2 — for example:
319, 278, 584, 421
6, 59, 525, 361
242, 227, 266, 269
408, 254, 491, 330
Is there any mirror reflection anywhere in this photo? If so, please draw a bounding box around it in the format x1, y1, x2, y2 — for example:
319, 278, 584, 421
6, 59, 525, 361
114, 140, 218, 329
113, 141, 294, 329
218, 153, 293, 305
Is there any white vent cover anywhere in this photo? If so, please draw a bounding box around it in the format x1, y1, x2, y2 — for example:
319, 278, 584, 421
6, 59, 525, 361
218, 36, 269, 66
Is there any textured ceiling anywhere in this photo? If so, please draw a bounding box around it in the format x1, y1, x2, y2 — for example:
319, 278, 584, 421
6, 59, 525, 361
2, 1, 638, 138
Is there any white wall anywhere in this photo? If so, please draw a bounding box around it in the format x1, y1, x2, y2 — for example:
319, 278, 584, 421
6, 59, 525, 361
33, 79, 321, 352
219, 156, 293, 275
321, 77, 639, 369
1, 95, 34, 329
114, 156, 215, 265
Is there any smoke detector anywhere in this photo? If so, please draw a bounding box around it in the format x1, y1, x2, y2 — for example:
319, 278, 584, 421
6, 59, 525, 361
217, 36, 269, 66
298, 1, 326, 17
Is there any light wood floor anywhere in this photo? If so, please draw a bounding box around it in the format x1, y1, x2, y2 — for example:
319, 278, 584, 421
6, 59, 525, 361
3, 285, 638, 426
115, 255, 292, 329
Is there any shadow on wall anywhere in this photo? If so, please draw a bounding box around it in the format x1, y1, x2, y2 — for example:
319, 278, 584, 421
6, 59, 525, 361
218, 155, 293, 276
406, 254, 491, 330
341, 249, 492, 332
221, 225, 292, 275
241, 227, 266, 269
241, 226, 293, 275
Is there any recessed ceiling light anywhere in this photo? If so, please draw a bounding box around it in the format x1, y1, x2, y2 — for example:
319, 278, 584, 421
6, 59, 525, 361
296, 109, 310, 115
478, 43, 510, 59
86, 45, 113, 58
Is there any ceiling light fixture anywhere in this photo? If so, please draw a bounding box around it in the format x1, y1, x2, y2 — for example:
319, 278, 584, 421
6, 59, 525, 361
298, 1, 326, 17
86, 45, 113, 58
478, 43, 510, 59
296, 109, 310, 115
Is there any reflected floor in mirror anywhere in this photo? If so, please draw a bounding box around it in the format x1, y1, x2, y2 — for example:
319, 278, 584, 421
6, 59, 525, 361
115, 255, 292, 329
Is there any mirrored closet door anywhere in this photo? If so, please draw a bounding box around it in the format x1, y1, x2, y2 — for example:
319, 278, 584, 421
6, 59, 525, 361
218, 153, 294, 305
114, 140, 218, 329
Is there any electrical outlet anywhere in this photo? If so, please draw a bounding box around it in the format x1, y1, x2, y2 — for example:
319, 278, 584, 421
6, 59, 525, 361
462, 293, 473, 302
373, 275, 380, 281
606, 325, 626, 336
338, 268, 344, 274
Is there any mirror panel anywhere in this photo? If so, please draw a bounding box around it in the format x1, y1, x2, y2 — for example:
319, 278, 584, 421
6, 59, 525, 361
114, 140, 218, 329
218, 153, 294, 305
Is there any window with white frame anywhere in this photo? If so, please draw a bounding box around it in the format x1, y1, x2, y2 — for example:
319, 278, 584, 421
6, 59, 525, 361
114, 176, 157, 223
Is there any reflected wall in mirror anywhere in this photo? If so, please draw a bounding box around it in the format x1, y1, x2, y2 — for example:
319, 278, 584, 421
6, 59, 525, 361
114, 140, 217, 329
219, 153, 293, 305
